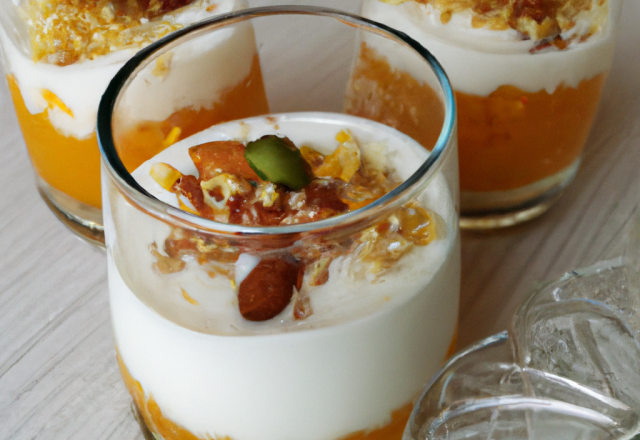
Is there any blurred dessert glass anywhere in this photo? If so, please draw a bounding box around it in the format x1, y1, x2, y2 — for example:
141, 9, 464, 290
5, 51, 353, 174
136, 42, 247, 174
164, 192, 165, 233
98, 7, 460, 440
0, 0, 266, 245
354, 0, 622, 228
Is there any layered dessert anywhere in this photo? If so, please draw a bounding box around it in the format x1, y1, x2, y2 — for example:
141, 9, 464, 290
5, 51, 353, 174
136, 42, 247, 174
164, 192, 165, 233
105, 112, 460, 440
351, 0, 619, 216
0, 0, 266, 212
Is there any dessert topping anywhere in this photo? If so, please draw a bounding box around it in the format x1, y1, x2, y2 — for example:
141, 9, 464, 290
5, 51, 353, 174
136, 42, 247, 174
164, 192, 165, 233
300, 130, 361, 183
190, 141, 261, 182
150, 162, 182, 191
21, 0, 204, 65
149, 128, 440, 322
381, 0, 608, 44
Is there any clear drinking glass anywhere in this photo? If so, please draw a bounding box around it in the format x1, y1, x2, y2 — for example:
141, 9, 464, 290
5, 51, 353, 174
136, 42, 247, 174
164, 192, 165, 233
405, 257, 640, 440
0, 0, 256, 245
356, 0, 623, 229
98, 6, 459, 440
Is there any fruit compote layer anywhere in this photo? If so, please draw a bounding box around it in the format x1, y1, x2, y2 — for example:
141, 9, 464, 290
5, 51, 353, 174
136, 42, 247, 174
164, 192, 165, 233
2, 0, 266, 208
357, 0, 617, 193
106, 112, 459, 440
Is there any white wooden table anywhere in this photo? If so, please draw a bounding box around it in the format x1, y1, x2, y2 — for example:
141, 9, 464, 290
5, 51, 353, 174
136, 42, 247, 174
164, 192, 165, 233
0, 0, 638, 438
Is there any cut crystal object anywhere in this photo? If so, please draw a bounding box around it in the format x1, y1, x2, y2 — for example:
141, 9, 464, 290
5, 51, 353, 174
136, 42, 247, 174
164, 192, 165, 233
406, 257, 640, 439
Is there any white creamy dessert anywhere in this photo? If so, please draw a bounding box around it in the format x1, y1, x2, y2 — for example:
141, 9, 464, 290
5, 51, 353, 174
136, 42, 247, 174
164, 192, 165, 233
0, 0, 249, 139
361, 0, 619, 95
105, 112, 460, 440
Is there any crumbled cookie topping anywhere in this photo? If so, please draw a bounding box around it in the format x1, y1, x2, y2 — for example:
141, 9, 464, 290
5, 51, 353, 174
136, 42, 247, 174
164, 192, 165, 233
383, 0, 608, 44
20, 0, 217, 65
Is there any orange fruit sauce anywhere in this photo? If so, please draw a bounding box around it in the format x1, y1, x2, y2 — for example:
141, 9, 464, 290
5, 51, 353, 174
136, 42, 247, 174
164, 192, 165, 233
7, 74, 103, 208
346, 43, 606, 194
345, 43, 445, 153
456, 76, 605, 192
7, 53, 268, 209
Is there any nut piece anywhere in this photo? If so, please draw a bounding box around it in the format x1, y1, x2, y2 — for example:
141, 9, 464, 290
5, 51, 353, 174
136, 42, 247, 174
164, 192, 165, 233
245, 135, 313, 190
238, 256, 300, 321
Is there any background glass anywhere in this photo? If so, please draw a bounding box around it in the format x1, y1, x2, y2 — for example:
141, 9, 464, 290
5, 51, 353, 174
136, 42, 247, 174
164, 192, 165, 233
358, 0, 623, 229
0, 0, 250, 245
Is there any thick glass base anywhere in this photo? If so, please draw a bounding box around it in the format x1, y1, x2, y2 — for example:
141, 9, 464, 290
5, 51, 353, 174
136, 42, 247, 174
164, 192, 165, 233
460, 160, 579, 229
36, 176, 105, 246
132, 405, 155, 440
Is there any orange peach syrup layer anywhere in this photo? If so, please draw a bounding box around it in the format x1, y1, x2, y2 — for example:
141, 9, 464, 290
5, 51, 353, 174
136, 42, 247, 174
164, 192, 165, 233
380, 0, 608, 49
149, 130, 438, 322
19, 0, 217, 66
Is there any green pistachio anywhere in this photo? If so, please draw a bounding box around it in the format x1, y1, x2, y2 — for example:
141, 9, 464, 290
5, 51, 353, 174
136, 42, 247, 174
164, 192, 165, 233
244, 135, 313, 191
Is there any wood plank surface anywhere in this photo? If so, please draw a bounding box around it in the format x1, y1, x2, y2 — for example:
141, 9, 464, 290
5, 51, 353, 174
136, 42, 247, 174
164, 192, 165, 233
0, 0, 638, 438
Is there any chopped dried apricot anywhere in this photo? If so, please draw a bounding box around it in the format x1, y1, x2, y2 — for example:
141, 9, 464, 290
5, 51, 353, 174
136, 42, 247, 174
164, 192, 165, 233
304, 131, 362, 182
189, 141, 261, 182
162, 126, 182, 148
150, 162, 183, 191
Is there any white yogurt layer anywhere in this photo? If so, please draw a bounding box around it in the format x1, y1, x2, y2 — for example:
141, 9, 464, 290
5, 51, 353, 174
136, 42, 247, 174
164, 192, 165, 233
105, 112, 460, 440
361, 0, 620, 95
0, 0, 249, 139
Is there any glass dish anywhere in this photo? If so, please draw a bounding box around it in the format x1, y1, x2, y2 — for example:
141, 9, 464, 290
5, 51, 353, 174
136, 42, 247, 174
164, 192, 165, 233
98, 6, 460, 440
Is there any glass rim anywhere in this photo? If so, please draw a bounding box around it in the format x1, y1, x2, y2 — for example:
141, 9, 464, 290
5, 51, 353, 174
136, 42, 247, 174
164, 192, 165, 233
97, 5, 456, 237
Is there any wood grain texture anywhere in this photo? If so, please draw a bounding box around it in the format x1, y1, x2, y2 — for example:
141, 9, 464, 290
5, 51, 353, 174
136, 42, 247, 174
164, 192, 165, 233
0, 0, 638, 438
0, 59, 141, 440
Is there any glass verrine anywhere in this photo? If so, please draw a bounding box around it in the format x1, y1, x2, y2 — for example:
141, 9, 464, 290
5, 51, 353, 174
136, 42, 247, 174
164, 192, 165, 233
355, 0, 622, 229
0, 0, 264, 245
98, 6, 460, 440
405, 258, 640, 440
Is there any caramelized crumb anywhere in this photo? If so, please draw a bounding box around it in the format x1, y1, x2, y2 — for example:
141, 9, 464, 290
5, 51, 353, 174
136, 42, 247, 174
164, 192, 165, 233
175, 174, 214, 218
21, 0, 202, 65
150, 243, 186, 274
382, 0, 608, 42
293, 289, 313, 320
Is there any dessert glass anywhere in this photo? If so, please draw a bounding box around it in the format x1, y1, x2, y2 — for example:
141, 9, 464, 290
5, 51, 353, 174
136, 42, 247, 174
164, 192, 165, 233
98, 6, 460, 440
404, 257, 640, 439
355, 0, 623, 228
0, 0, 265, 245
